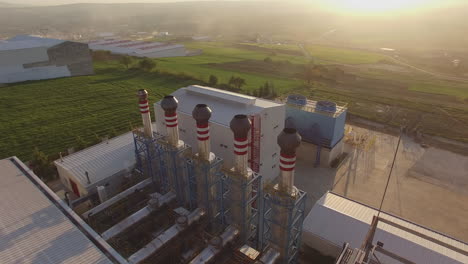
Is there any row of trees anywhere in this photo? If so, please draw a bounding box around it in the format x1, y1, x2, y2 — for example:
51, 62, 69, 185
119, 56, 157, 72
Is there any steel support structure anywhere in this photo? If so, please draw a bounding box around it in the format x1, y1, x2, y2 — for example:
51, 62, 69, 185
227, 171, 263, 249
263, 189, 306, 264
187, 156, 228, 233
133, 130, 165, 192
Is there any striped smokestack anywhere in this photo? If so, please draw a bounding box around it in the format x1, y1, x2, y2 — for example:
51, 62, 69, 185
192, 104, 212, 161
229, 115, 251, 176
161, 95, 180, 147
277, 128, 301, 195
137, 89, 153, 138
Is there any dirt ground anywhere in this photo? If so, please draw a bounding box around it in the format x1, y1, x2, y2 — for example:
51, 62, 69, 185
295, 125, 468, 243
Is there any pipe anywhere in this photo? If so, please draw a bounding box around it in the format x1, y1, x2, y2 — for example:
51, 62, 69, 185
192, 104, 212, 161
258, 248, 280, 264
97, 185, 108, 203
137, 89, 153, 138
229, 115, 251, 176
277, 128, 301, 195
161, 95, 180, 147
128, 208, 205, 264
189, 225, 239, 264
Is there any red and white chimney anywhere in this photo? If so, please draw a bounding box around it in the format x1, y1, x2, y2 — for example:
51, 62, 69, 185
229, 115, 251, 176
277, 128, 301, 195
192, 104, 212, 161
161, 95, 180, 147
137, 89, 153, 138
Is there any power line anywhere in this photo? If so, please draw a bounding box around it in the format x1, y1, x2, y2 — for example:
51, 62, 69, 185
377, 130, 402, 218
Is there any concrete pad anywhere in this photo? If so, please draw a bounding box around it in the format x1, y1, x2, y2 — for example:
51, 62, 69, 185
295, 125, 468, 242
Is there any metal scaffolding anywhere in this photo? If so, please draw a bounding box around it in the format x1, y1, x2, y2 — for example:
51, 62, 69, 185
263, 188, 306, 264
226, 171, 264, 250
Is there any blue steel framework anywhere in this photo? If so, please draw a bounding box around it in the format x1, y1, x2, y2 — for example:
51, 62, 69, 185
157, 143, 192, 206
133, 130, 166, 192
227, 172, 264, 250
263, 189, 307, 264
187, 157, 229, 231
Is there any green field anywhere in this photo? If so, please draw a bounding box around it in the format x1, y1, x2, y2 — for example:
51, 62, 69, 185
0, 62, 203, 161
1, 41, 468, 162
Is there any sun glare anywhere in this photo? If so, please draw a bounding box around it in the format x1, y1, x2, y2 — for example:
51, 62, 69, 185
328, 0, 432, 13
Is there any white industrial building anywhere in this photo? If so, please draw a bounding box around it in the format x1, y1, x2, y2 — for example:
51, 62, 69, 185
54, 132, 136, 198
303, 192, 468, 264
88, 39, 186, 58
0, 157, 125, 264
154, 85, 285, 183
0, 35, 93, 84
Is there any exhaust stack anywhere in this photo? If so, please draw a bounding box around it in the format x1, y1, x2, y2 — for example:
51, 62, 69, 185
192, 104, 212, 161
161, 95, 180, 147
229, 115, 251, 176
277, 128, 301, 195
137, 89, 153, 138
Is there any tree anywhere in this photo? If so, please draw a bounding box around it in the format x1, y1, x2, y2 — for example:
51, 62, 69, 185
264, 57, 273, 63
228, 76, 246, 90
139, 58, 157, 72
31, 147, 55, 181
208, 75, 218, 86
252, 89, 258, 97
119, 55, 133, 69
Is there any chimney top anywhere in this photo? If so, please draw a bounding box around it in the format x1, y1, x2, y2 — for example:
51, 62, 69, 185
277, 128, 301, 156
161, 95, 178, 113
137, 89, 148, 101
230, 114, 251, 139
192, 104, 212, 125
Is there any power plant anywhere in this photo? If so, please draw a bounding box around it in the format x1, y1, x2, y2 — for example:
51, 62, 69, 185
76, 88, 307, 264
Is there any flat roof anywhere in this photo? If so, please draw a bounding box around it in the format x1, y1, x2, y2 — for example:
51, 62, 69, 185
0, 157, 123, 264
304, 192, 468, 264
54, 132, 135, 188
0, 35, 65, 51
157, 85, 283, 126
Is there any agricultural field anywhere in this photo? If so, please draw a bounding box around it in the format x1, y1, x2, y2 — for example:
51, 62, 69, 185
1, 41, 467, 163
0, 62, 203, 161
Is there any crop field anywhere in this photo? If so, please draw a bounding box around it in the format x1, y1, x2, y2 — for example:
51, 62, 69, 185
1, 41, 467, 162
0, 62, 202, 161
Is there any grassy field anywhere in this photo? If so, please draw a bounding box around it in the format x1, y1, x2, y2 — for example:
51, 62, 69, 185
1, 41, 468, 162
0, 62, 203, 161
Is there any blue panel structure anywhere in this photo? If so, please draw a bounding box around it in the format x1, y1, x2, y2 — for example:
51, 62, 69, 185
285, 95, 347, 148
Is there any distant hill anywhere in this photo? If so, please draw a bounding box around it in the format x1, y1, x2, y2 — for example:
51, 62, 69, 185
0, 1, 467, 51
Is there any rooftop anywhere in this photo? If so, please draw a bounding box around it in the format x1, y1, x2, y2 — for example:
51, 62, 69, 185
0, 157, 121, 264
0, 35, 65, 51
158, 85, 283, 126
54, 132, 135, 188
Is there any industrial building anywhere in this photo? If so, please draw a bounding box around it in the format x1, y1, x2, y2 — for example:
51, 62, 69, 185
303, 192, 468, 264
285, 94, 347, 167
88, 39, 187, 58
54, 132, 136, 198
0, 157, 125, 264
154, 85, 285, 183
0, 35, 93, 84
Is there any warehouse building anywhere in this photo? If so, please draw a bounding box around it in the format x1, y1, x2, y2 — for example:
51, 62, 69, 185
154, 85, 285, 183
0, 157, 125, 264
303, 192, 468, 264
0, 35, 93, 84
89, 39, 186, 58
54, 132, 136, 199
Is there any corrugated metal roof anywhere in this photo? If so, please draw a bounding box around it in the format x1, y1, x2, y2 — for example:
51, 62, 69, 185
157, 85, 283, 126
0, 157, 114, 264
0, 35, 65, 51
54, 132, 135, 187
304, 192, 468, 264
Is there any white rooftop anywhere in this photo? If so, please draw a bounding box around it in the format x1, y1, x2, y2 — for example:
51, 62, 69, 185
88, 39, 184, 55
0, 35, 65, 51
304, 192, 468, 264
159, 85, 283, 126
54, 132, 135, 187
0, 157, 115, 264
